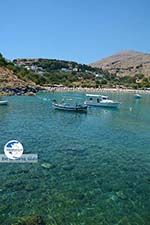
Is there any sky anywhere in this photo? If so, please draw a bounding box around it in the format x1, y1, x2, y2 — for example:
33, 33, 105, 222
0, 0, 150, 63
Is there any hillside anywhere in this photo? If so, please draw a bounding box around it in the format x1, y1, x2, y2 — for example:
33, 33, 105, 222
0, 67, 26, 87
0, 53, 111, 94
0, 67, 38, 95
90, 50, 150, 77
13, 58, 110, 87
0, 54, 39, 95
0, 51, 150, 95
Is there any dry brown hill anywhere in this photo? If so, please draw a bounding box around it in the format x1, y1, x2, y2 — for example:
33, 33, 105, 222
0, 67, 37, 95
0, 67, 34, 88
90, 50, 150, 77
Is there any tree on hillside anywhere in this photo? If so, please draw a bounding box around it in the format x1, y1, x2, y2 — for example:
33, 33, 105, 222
0, 53, 7, 66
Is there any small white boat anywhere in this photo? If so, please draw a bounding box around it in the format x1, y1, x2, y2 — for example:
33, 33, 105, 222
85, 94, 120, 108
134, 94, 142, 99
52, 100, 87, 112
0, 100, 8, 105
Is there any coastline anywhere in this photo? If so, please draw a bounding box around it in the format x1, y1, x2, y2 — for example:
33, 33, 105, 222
43, 86, 150, 94
0, 86, 150, 96
0, 85, 44, 96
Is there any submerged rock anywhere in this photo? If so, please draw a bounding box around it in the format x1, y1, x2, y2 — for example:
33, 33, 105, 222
109, 194, 118, 202
25, 183, 36, 192
0, 204, 8, 213
116, 191, 127, 200
41, 163, 56, 169
62, 164, 75, 171
117, 216, 130, 225
12, 215, 45, 225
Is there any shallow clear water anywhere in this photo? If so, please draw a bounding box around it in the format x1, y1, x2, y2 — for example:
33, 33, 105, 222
0, 91, 150, 225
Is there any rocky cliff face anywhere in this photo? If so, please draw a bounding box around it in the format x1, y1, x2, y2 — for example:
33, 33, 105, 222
90, 51, 150, 77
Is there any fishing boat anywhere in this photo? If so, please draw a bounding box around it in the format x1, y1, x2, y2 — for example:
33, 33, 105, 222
85, 94, 120, 108
0, 100, 8, 105
52, 100, 87, 112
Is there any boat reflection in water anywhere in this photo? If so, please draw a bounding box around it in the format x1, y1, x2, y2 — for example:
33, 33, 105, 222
134, 93, 142, 99
0, 100, 8, 105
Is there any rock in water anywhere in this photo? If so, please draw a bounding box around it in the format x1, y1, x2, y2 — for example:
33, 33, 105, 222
12, 215, 45, 225
62, 164, 74, 171
116, 191, 127, 200
41, 163, 56, 169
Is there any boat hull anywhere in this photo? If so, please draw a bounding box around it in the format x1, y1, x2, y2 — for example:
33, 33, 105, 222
52, 103, 87, 112
85, 101, 119, 108
0, 100, 8, 105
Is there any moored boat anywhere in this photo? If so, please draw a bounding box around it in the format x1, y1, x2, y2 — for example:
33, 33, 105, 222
85, 94, 120, 108
52, 100, 87, 112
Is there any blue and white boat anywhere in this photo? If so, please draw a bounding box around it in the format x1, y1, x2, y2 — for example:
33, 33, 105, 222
52, 100, 87, 112
85, 94, 120, 108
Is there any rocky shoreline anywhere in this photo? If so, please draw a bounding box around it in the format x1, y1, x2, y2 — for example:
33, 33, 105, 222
0, 85, 44, 96
0, 85, 150, 96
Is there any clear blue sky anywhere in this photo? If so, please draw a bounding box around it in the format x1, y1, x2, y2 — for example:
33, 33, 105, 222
0, 0, 150, 63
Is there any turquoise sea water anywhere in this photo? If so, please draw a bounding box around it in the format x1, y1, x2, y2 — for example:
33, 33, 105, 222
0, 91, 150, 225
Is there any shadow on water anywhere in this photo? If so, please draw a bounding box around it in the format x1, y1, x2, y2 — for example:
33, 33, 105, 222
51, 108, 87, 128
0, 104, 11, 121
87, 106, 119, 119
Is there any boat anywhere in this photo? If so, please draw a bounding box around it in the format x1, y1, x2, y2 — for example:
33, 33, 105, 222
52, 100, 87, 112
0, 100, 8, 105
134, 94, 142, 99
84, 94, 120, 108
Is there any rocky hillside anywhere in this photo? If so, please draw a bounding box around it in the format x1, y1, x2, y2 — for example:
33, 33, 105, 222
0, 67, 32, 87
0, 51, 149, 94
0, 53, 110, 93
0, 54, 39, 95
0, 67, 38, 95
91, 51, 150, 77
